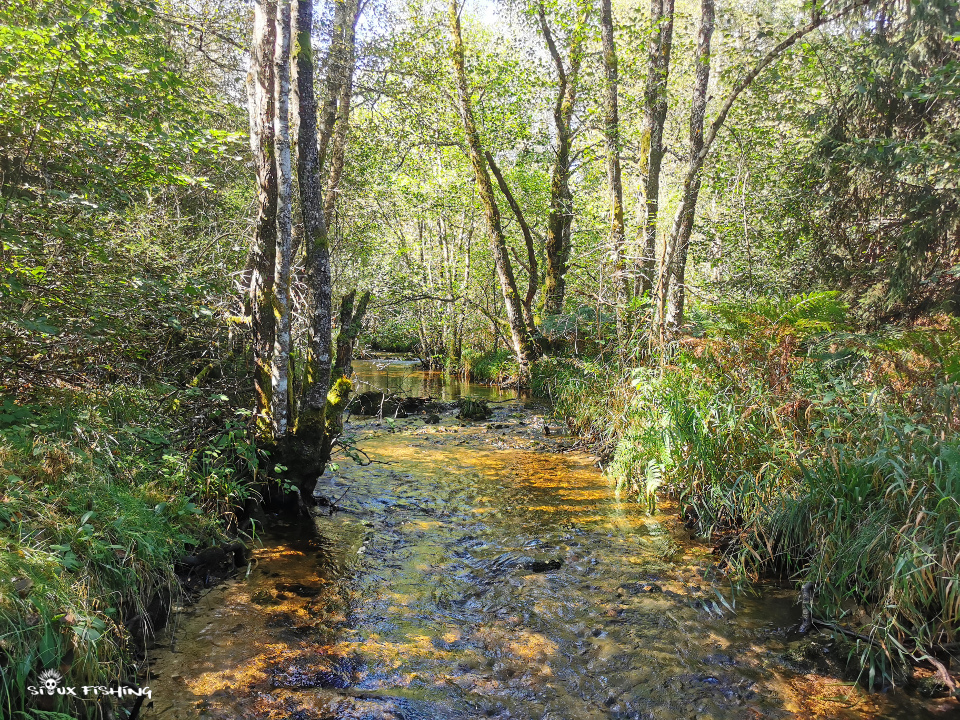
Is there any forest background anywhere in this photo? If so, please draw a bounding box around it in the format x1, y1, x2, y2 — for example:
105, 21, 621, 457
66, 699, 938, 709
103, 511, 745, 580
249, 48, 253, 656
1, 0, 959, 715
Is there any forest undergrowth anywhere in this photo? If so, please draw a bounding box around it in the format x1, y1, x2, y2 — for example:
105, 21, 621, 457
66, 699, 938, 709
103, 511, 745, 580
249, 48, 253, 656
536, 292, 960, 693
0, 189, 261, 717
0, 376, 263, 718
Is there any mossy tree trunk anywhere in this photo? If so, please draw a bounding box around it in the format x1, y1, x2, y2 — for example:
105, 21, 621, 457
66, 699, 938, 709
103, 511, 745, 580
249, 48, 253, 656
447, 0, 538, 375
318, 377, 353, 470
637, 0, 675, 300
294, 0, 333, 444
273, 0, 362, 493
600, 0, 629, 345
246, 0, 279, 437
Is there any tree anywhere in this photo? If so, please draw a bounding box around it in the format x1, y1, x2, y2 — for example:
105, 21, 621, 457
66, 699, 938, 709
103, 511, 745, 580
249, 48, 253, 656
653, 0, 713, 340
323, 0, 364, 226
637, 0, 675, 300
447, 0, 539, 373
599, 0, 628, 344
653, 0, 874, 341
272, 0, 294, 436
332, 289, 372, 378
537, 1, 589, 318
802, 0, 960, 319
240, 0, 366, 491
294, 0, 333, 445
246, 0, 279, 435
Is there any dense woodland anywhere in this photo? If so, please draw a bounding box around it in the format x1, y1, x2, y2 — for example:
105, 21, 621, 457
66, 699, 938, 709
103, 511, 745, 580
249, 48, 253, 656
1, 0, 959, 715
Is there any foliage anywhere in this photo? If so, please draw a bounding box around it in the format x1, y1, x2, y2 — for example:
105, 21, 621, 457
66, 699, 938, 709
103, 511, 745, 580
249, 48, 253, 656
461, 348, 517, 384
0, 385, 259, 717
2, 0, 959, 705
799, 0, 960, 319
547, 294, 960, 686
0, 1, 253, 714
532, 354, 627, 454
0, 0, 247, 395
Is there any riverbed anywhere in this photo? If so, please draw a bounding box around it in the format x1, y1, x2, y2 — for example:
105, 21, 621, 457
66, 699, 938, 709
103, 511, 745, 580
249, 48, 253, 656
143, 361, 953, 719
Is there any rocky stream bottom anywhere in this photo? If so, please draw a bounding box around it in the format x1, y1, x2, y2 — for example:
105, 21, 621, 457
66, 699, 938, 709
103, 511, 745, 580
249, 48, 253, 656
144, 401, 954, 720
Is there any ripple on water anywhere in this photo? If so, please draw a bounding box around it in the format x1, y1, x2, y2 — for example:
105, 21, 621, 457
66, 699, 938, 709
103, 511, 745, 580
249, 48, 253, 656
146, 404, 953, 720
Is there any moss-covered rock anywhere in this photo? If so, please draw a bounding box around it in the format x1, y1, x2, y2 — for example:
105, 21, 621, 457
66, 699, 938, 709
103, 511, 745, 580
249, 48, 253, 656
457, 396, 492, 420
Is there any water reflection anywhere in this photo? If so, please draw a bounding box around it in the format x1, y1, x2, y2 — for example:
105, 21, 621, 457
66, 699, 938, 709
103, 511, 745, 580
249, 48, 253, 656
351, 359, 517, 402
145, 383, 950, 719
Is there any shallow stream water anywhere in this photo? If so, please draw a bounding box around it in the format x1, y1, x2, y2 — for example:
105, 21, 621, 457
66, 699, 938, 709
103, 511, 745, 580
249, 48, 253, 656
144, 361, 954, 719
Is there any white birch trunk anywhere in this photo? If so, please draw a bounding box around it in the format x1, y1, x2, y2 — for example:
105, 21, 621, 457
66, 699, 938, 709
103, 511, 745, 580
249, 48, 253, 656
272, 0, 293, 437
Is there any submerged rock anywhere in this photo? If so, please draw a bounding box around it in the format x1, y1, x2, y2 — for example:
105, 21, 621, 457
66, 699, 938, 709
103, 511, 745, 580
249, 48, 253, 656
489, 551, 564, 574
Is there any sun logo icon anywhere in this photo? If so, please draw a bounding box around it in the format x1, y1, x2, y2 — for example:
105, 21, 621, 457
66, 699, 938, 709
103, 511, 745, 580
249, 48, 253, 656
38, 669, 62, 695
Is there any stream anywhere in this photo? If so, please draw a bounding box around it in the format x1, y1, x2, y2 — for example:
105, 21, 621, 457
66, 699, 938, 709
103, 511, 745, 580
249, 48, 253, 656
144, 361, 953, 719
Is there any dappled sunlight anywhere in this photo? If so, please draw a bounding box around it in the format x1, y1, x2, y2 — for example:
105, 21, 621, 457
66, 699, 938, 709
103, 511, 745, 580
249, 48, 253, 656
147, 398, 935, 719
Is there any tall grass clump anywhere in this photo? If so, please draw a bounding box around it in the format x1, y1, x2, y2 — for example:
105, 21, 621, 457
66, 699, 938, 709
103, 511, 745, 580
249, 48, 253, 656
532, 356, 631, 454
0, 386, 259, 717
547, 291, 960, 688
461, 348, 518, 385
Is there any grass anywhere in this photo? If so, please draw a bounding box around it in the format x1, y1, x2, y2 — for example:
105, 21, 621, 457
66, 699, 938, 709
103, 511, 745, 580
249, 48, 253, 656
461, 349, 518, 385
540, 294, 960, 691
0, 384, 259, 718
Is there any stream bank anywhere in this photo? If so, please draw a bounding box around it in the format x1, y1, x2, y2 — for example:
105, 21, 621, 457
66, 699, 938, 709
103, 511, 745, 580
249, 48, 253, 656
144, 362, 952, 719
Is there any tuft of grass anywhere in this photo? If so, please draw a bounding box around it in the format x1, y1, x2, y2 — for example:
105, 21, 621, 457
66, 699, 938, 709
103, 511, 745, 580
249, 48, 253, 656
462, 349, 519, 385
541, 296, 960, 688
0, 385, 259, 717
532, 356, 630, 455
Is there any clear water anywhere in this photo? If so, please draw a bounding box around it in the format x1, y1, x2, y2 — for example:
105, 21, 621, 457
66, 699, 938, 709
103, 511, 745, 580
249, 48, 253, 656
144, 369, 953, 719
350, 359, 518, 402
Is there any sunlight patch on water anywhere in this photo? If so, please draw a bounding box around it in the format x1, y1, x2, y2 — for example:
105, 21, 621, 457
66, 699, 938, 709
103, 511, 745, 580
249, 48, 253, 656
145, 398, 948, 720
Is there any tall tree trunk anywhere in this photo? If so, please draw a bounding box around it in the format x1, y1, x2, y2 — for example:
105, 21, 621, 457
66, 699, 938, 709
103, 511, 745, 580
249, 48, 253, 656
272, 0, 294, 438
246, 0, 279, 437
662, 0, 712, 337
295, 0, 333, 438
447, 0, 537, 373
652, 0, 870, 343
637, 0, 675, 299
323, 0, 361, 227
538, 3, 587, 317
653, 0, 712, 342
600, 0, 629, 344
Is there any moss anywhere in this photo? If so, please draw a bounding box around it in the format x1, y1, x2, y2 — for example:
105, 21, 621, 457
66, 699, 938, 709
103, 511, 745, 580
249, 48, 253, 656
326, 377, 353, 412
323, 378, 353, 435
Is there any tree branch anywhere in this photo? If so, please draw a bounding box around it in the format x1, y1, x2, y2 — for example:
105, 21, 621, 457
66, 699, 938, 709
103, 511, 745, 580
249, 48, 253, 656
698, 0, 873, 167
485, 151, 538, 309
537, 4, 567, 130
